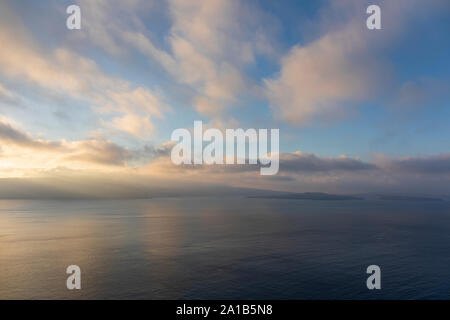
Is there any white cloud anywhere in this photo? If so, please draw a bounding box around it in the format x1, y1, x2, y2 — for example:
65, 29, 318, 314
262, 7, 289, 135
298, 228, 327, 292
165, 0, 272, 115
75, 0, 274, 117
0, 3, 167, 138
109, 113, 154, 138
264, 19, 380, 125
264, 0, 449, 125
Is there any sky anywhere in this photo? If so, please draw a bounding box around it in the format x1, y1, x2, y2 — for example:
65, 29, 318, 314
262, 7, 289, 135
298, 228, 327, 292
0, 0, 449, 197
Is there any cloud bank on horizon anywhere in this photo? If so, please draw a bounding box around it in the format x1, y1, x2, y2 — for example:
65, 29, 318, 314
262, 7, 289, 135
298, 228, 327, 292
0, 0, 449, 197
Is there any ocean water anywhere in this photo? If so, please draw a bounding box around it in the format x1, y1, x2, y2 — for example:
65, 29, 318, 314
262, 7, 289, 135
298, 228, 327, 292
1, 197, 450, 299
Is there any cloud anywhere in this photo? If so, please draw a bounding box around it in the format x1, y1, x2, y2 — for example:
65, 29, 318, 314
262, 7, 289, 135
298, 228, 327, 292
142, 148, 450, 178
137, 149, 450, 196
1, 0, 449, 197
264, 7, 384, 125
67, 0, 449, 126
74, 0, 153, 56
279, 151, 376, 172
163, 0, 277, 116
263, 0, 448, 125
379, 154, 450, 174
63, 140, 133, 166
139, 149, 375, 182
0, 83, 16, 103
2, 120, 450, 196
165, 0, 251, 115
109, 113, 154, 138
0, 117, 134, 171
76, 0, 275, 117
0, 118, 64, 151
0, 2, 167, 138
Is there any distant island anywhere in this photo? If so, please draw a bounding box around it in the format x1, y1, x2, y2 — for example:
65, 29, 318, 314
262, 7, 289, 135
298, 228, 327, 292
249, 192, 363, 201
375, 195, 443, 201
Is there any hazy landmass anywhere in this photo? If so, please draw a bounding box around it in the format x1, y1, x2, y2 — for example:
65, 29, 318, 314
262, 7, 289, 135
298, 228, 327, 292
0, 176, 447, 201
0, 175, 295, 200
375, 195, 443, 201
0, 176, 365, 200
249, 192, 363, 201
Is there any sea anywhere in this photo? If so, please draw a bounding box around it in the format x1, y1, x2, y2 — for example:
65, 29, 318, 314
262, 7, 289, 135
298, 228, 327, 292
1, 197, 450, 299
